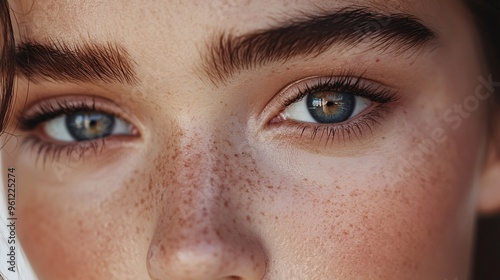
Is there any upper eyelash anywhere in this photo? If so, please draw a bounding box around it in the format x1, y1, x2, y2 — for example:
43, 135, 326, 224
282, 74, 399, 109
18, 97, 98, 131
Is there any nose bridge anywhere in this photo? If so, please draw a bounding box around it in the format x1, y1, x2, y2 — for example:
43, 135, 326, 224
162, 128, 223, 228
163, 119, 253, 208
147, 127, 266, 280
167, 128, 225, 208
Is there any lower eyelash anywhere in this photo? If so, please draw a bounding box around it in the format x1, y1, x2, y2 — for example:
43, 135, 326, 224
22, 135, 106, 166
277, 102, 390, 146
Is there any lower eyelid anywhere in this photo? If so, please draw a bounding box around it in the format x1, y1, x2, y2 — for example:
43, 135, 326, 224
20, 135, 101, 164
21, 133, 139, 164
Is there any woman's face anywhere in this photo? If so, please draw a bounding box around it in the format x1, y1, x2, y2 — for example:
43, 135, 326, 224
2, 0, 497, 279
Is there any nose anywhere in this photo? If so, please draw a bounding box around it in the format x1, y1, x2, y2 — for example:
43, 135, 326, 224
147, 220, 266, 280
146, 138, 267, 280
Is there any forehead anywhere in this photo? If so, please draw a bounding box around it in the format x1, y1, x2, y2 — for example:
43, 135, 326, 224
13, 0, 472, 91
14, 0, 435, 40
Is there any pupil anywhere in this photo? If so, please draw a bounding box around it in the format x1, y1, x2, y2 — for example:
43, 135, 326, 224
306, 92, 355, 123
66, 111, 115, 141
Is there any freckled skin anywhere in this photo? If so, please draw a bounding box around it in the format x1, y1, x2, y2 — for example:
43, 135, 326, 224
1, 0, 497, 279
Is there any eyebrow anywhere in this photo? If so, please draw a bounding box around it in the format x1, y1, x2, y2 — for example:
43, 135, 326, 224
201, 7, 438, 85
15, 40, 138, 85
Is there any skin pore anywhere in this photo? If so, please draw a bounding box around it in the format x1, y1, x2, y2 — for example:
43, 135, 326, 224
2, 0, 500, 279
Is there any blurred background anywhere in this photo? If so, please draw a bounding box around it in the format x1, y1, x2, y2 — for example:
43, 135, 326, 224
474, 214, 500, 279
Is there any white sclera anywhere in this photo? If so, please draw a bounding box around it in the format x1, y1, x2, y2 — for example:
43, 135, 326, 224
43, 114, 133, 142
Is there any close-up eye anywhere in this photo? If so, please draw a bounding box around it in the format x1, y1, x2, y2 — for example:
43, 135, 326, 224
273, 75, 398, 126
18, 97, 137, 144
44, 111, 133, 142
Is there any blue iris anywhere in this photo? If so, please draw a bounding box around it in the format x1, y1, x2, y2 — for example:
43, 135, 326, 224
306, 92, 355, 123
66, 111, 115, 141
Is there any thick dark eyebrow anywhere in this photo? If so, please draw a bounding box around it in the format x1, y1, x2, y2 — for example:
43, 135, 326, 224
201, 8, 438, 85
15, 40, 138, 85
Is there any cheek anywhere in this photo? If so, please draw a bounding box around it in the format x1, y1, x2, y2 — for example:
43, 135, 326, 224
13, 158, 155, 279
252, 108, 483, 278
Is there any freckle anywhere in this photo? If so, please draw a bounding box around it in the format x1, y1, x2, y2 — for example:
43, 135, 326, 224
376, 58, 380, 62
